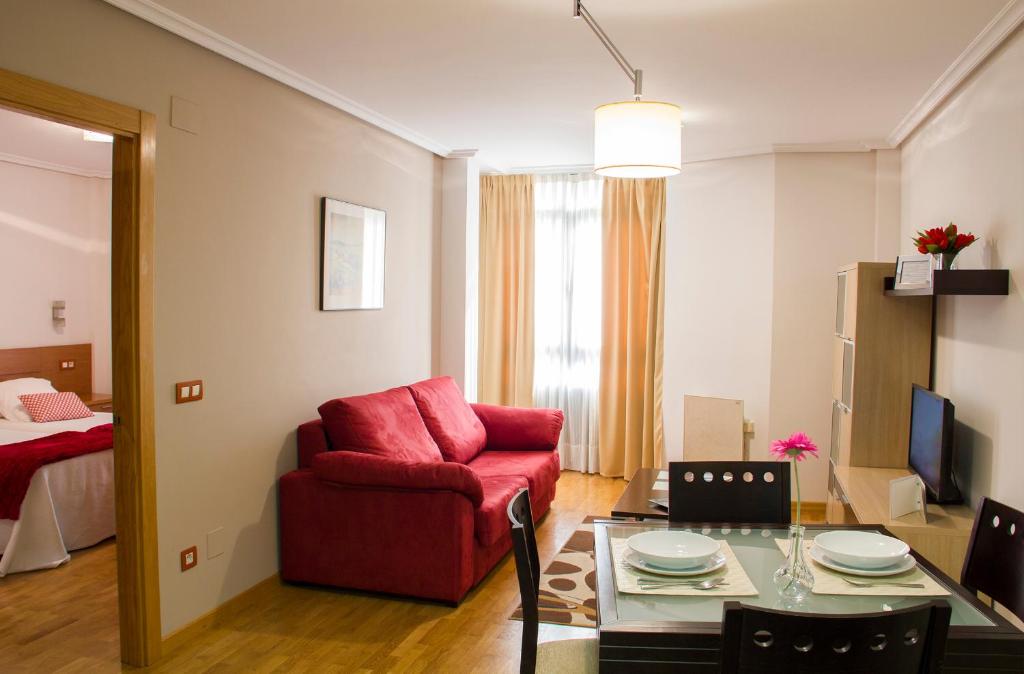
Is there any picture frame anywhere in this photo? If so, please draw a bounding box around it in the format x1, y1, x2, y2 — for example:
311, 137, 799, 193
894, 253, 934, 290
320, 197, 386, 311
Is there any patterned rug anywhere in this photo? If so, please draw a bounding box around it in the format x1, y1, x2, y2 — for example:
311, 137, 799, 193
510, 517, 599, 628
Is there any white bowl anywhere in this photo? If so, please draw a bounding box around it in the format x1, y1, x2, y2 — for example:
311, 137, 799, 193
625, 531, 721, 570
813, 531, 910, 570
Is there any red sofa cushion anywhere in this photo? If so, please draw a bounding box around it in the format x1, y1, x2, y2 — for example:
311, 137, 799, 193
470, 404, 563, 452
318, 387, 442, 463
312, 450, 484, 506
407, 376, 487, 464
467, 450, 560, 502
474, 475, 528, 546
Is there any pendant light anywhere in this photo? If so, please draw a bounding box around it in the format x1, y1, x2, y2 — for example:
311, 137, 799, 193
573, 0, 681, 177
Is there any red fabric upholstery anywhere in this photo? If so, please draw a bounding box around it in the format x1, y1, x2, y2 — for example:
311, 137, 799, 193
474, 475, 528, 545
407, 376, 487, 464
467, 450, 560, 508
281, 383, 563, 603
318, 387, 442, 463
312, 450, 484, 507
297, 419, 330, 469
470, 403, 563, 452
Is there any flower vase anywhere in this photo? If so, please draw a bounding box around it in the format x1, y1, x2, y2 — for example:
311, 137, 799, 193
933, 252, 958, 271
773, 524, 814, 601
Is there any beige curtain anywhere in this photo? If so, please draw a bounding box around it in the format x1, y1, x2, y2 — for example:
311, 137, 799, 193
478, 175, 535, 407
598, 177, 666, 478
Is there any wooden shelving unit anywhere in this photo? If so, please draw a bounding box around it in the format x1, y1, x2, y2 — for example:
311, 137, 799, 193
884, 269, 1009, 296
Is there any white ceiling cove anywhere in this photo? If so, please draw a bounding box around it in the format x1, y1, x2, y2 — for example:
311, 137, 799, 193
0, 107, 113, 177
109, 0, 1015, 172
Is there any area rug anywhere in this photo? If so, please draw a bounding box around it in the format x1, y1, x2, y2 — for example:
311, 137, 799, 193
510, 516, 599, 628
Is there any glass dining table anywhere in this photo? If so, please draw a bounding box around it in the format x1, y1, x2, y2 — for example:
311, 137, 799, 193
593, 520, 1024, 673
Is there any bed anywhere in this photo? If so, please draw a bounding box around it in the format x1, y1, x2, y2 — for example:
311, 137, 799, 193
0, 344, 115, 576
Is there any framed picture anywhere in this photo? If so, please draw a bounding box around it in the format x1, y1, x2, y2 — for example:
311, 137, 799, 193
320, 197, 386, 310
894, 253, 934, 290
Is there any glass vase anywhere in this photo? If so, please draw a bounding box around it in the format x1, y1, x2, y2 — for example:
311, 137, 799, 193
773, 524, 814, 601
933, 252, 958, 270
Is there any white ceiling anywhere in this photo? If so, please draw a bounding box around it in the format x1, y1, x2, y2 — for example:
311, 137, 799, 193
120, 0, 1010, 171
0, 107, 112, 177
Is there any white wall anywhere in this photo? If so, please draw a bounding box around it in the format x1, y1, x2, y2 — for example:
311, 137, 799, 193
664, 155, 775, 464
900, 27, 1024, 511
0, 160, 112, 392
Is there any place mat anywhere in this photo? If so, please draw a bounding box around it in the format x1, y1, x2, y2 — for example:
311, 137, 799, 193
611, 539, 758, 596
775, 538, 950, 596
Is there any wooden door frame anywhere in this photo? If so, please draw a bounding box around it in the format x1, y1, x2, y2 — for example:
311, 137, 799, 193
0, 67, 161, 666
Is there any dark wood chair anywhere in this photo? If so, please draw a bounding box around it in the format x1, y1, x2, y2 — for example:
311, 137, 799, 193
961, 496, 1024, 623
507, 488, 597, 674
720, 600, 951, 673
668, 461, 791, 524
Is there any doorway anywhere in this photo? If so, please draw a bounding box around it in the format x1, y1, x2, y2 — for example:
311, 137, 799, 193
0, 67, 161, 666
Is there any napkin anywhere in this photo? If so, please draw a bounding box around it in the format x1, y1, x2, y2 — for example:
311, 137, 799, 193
775, 538, 950, 597
612, 539, 758, 596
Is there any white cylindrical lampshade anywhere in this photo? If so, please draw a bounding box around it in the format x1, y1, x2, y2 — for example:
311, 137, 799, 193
593, 100, 682, 178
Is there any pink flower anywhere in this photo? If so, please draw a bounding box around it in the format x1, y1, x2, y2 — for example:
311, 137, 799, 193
770, 432, 819, 462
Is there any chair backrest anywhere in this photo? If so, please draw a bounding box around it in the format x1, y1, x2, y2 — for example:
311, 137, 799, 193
720, 600, 952, 674
683, 395, 744, 461
508, 488, 540, 674
668, 461, 790, 524
960, 496, 1024, 622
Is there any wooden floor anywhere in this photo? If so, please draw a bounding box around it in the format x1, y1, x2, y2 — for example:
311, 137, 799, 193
0, 471, 626, 673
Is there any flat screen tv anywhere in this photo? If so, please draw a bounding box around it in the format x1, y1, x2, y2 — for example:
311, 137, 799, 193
908, 384, 962, 504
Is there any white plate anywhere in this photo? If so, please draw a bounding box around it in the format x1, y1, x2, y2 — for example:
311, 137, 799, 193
623, 549, 727, 577
626, 530, 722, 570
813, 531, 910, 569
809, 544, 917, 577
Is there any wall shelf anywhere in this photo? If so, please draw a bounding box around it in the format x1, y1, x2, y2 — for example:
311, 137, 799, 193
884, 269, 1009, 296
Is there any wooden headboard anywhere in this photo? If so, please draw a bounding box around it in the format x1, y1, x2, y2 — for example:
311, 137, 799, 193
0, 344, 92, 395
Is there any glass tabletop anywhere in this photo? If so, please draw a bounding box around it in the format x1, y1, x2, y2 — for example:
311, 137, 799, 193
597, 522, 995, 628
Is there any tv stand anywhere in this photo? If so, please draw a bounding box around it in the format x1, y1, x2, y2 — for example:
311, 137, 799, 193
827, 465, 975, 579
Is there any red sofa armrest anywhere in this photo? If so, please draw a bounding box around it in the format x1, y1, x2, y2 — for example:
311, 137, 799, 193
470, 403, 563, 452
311, 451, 484, 507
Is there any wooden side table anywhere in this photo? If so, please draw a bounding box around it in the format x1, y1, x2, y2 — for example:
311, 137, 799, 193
81, 392, 113, 413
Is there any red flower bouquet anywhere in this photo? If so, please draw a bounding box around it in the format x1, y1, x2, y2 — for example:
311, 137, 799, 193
912, 223, 977, 256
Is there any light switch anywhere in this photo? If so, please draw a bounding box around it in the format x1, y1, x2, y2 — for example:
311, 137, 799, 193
175, 379, 204, 404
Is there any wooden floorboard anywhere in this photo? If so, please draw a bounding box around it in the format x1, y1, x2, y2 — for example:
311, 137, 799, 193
0, 472, 825, 672
0, 472, 625, 672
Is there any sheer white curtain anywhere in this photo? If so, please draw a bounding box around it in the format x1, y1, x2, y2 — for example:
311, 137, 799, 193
533, 173, 603, 473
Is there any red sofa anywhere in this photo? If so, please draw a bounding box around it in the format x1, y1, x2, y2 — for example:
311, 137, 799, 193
279, 376, 563, 603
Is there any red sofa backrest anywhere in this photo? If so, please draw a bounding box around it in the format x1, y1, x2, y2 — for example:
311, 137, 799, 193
297, 419, 330, 469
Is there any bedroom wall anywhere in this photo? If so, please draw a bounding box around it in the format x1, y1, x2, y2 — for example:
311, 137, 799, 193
663, 154, 776, 465
900, 27, 1024, 512
0, 0, 441, 635
0, 161, 112, 393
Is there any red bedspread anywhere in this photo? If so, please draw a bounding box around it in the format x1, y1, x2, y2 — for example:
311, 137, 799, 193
0, 424, 113, 520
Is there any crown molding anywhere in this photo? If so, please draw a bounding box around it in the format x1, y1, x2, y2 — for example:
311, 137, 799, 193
102, 0, 452, 157
888, 0, 1024, 147
446, 149, 479, 159
0, 152, 111, 179
772, 140, 892, 154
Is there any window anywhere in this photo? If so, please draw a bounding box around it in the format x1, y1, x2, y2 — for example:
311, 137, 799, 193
533, 174, 603, 472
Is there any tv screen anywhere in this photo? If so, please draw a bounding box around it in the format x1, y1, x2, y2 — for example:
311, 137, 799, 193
908, 385, 962, 503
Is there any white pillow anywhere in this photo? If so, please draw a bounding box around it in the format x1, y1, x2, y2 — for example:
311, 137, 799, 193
0, 377, 58, 422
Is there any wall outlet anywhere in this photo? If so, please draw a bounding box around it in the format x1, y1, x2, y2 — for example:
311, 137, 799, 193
180, 545, 198, 571
207, 527, 225, 559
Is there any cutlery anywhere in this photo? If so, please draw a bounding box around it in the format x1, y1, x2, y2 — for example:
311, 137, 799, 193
841, 577, 925, 589
637, 578, 728, 590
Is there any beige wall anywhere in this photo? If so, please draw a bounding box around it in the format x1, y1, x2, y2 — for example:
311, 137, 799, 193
0, 160, 113, 392
900, 27, 1024, 511
1, 0, 441, 635
770, 152, 879, 500
663, 155, 775, 464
